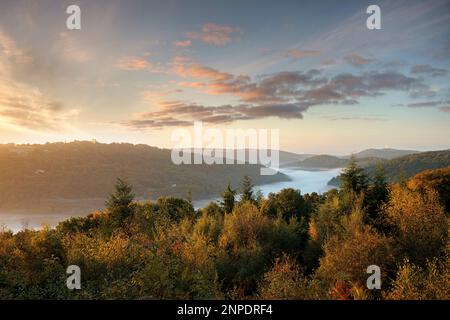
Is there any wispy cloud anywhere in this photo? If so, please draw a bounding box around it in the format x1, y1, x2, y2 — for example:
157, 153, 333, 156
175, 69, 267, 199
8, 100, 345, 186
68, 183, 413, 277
344, 54, 376, 67
284, 49, 321, 59
187, 23, 241, 46
0, 28, 78, 131
116, 56, 152, 71
57, 32, 94, 63
173, 40, 192, 47
121, 100, 307, 129
411, 64, 448, 77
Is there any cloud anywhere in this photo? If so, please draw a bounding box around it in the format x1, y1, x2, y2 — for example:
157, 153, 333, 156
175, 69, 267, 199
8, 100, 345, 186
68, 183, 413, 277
0, 78, 79, 131
0, 29, 78, 131
321, 59, 337, 66
118, 54, 436, 130
0, 27, 32, 73
344, 54, 376, 67
187, 24, 240, 46
116, 56, 152, 71
322, 115, 386, 122
58, 32, 94, 63
173, 40, 192, 47
411, 64, 448, 77
122, 69, 428, 130
174, 56, 427, 107
407, 101, 442, 108
172, 57, 232, 81
284, 49, 321, 59
121, 100, 308, 129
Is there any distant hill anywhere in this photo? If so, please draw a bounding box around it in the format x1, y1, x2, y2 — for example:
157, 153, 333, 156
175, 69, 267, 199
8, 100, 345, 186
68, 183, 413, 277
343, 148, 419, 160
297, 155, 348, 168
278, 151, 316, 167
0, 142, 289, 213
291, 155, 384, 169
328, 149, 450, 187
208, 149, 316, 168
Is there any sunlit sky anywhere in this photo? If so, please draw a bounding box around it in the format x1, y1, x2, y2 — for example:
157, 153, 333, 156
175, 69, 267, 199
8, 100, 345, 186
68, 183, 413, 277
0, 0, 449, 154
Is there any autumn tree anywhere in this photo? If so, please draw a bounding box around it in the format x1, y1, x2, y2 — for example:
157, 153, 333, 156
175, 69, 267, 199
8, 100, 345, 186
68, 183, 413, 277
384, 184, 448, 266
315, 207, 395, 299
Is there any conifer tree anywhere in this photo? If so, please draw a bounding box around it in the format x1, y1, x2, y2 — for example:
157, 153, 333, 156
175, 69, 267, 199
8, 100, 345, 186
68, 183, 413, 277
221, 183, 236, 214
105, 178, 135, 228
341, 155, 368, 194
240, 175, 255, 203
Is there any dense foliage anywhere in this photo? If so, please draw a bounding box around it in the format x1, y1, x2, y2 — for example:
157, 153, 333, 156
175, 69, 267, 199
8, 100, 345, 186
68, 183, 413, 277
0, 165, 448, 300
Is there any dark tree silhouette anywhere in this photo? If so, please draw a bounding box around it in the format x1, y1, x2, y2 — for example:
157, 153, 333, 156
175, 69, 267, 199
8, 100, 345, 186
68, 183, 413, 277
221, 183, 236, 214
340, 155, 368, 194
106, 178, 135, 228
240, 175, 255, 203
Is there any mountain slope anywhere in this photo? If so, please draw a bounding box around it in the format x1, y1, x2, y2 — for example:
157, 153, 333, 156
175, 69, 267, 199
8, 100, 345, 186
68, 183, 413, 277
344, 148, 419, 160
291, 155, 384, 169
328, 149, 450, 187
0, 142, 288, 213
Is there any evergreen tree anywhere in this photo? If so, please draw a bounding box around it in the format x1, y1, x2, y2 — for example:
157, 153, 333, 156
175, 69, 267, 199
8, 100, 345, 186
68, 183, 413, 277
240, 175, 255, 203
221, 183, 236, 214
372, 164, 389, 201
341, 155, 368, 194
365, 163, 389, 229
105, 178, 135, 228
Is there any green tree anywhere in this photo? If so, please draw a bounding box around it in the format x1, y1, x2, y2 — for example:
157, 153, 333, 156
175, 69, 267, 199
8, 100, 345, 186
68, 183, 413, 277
105, 178, 135, 228
221, 183, 236, 214
365, 163, 389, 229
240, 175, 255, 203
341, 156, 368, 194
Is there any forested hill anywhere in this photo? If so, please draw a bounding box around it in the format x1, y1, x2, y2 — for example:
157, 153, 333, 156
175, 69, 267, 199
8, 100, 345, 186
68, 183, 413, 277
328, 149, 450, 186
0, 142, 288, 212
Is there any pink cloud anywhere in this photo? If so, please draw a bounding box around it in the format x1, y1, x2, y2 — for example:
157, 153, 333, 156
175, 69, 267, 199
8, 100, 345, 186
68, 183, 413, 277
173, 40, 192, 47
187, 23, 240, 46
115, 56, 151, 71
173, 57, 232, 81
284, 49, 321, 59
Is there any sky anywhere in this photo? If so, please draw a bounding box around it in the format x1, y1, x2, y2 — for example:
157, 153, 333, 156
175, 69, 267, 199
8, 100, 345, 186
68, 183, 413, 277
0, 0, 449, 154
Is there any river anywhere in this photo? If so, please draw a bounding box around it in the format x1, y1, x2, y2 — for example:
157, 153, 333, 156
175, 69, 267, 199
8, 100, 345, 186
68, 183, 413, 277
0, 168, 342, 233
193, 167, 342, 208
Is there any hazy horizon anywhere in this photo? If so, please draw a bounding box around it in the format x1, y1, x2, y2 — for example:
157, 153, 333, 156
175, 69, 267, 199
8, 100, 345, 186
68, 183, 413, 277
1, 139, 448, 156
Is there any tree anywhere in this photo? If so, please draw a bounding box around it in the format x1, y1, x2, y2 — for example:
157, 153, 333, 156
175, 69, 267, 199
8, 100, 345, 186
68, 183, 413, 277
340, 156, 368, 194
105, 178, 135, 229
385, 257, 450, 300
384, 184, 447, 266
274, 188, 306, 220
364, 163, 389, 229
221, 183, 236, 214
407, 166, 450, 215
258, 255, 310, 299
240, 175, 255, 203
316, 208, 395, 299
